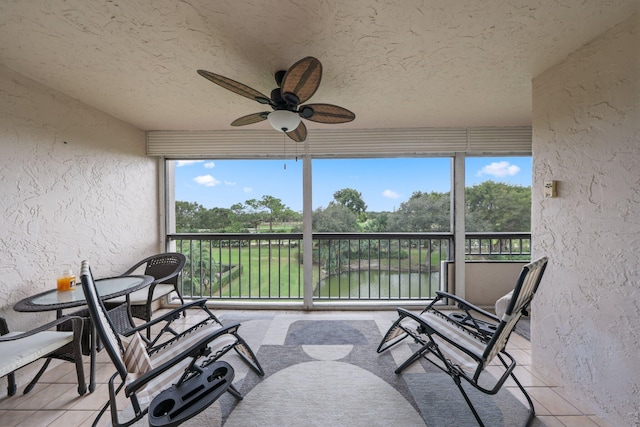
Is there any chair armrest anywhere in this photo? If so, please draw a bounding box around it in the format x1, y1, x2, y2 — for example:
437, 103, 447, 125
434, 291, 500, 322
124, 322, 240, 397
0, 316, 83, 342
121, 267, 180, 286
120, 299, 211, 338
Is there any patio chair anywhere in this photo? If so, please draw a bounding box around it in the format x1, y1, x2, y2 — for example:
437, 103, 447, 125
377, 256, 548, 427
80, 260, 264, 427
106, 252, 186, 337
0, 315, 86, 396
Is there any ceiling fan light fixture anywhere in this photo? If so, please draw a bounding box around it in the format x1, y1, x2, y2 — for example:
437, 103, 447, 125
268, 110, 300, 132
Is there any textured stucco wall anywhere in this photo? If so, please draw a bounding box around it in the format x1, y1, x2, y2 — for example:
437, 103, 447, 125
532, 14, 640, 426
0, 64, 160, 336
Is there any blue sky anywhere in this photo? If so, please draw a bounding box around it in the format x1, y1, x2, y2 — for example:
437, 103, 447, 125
174, 156, 531, 213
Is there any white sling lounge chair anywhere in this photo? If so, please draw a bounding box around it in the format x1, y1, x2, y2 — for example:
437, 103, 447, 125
377, 256, 548, 426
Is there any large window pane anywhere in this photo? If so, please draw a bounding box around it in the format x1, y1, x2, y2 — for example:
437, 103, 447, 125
464, 156, 532, 260
464, 156, 532, 232
312, 158, 451, 232
173, 159, 302, 232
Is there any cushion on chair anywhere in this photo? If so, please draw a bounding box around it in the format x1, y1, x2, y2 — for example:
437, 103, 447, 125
109, 284, 176, 305
122, 331, 153, 375
0, 331, 74, 377
495, 291, 513, 320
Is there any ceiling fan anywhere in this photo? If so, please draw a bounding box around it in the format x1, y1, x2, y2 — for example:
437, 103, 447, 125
197, 57, 355, 142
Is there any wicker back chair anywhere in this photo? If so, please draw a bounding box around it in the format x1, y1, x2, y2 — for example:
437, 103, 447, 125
1, 316, 86, 396
108, 253, 186, 336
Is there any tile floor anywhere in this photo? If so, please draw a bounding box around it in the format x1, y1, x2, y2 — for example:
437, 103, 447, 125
0, 309, 613, 427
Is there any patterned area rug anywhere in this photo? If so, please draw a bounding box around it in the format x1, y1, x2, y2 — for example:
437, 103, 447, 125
217, 318, 533, 427
118, 316, 536, 426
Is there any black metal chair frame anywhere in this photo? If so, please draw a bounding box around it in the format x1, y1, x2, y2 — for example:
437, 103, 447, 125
80, 260, 264, 427
377, 256, 548, 427
0, 315, 86, 396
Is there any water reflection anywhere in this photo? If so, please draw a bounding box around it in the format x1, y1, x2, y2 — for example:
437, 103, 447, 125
316, 271, 440, 299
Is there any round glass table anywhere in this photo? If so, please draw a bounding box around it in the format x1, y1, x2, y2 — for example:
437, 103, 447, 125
14, 275, 153, 313
14, 275, 154, 392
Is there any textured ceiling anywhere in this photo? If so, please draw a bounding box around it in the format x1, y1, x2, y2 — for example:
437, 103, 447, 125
0, 1, 637, 132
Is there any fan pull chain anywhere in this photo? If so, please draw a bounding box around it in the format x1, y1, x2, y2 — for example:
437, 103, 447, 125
283, 132, 286, 170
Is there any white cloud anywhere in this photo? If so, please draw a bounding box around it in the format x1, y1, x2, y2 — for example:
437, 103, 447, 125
193, 175, 221, 187
204, 162, 215, 168
382, 189, 400, 199
176, 160, 203, 167
224, 180, 236, 186
243, 187, 253, 193
477, 161, 520, 177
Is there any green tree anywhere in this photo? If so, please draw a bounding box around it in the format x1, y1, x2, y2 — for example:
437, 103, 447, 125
198, 207, 233, 231
465, 181, 531, 232
312, 204, 359, 232
361, 211, 389, 232
387, 191, 450, 232
332, 188, 367, 220
175, 201, 205, 232
244, 198, 263, 231
259, 195, 286, 231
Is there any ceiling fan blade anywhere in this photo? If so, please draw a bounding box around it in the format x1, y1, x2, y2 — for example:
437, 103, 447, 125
281, 57, 322, 105
231, 112, 269, 126
286, 121, 307, 142
299, 103, 356, 124
197, 70, 271, 105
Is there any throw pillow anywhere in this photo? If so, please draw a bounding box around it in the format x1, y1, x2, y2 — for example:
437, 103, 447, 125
122, 331, 153, 375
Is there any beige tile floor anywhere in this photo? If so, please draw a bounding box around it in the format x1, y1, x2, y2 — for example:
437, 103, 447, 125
0, 309, 613, 427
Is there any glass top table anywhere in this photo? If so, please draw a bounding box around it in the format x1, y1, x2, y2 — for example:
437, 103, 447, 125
13, 274, 154, 393
14, 275, 154, 313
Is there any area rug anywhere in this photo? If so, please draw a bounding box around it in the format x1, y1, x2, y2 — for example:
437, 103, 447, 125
116, 317, 536, 426
216, 319, 533, 427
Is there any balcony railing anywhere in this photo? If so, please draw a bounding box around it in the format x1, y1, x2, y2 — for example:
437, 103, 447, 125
167, 232, 530, 302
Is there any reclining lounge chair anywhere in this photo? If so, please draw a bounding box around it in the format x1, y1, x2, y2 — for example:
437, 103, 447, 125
377, 256, 548, 426
80, 260, 264, 427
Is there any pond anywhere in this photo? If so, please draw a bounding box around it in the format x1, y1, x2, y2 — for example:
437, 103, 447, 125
315, 271, 441, 299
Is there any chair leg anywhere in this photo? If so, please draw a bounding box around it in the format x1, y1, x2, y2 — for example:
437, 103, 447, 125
377, 317, 410, 354
145, 310, 152, 340
497, 354, 536, 426
23, 358, 52, 394
232, 338, 265, 377
451, 363, 536, 427
6, 372, 17, 396
174, 287, 186, 317
509, 371, 536, 426
453, 375, 486, 427
74, 357, 87, 396
395, 342, 433, 374
227, 383, 243, 400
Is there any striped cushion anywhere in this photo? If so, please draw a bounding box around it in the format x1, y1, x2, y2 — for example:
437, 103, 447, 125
122, 332, 153, 375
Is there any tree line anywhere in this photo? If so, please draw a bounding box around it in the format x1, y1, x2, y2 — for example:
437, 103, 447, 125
175, 180, 531, 233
